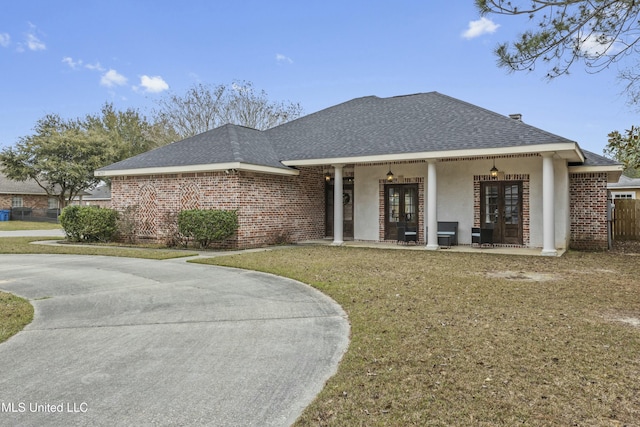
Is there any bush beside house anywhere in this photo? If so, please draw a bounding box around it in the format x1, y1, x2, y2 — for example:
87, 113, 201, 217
59, 205, 118, 242
177, 209, 238, 248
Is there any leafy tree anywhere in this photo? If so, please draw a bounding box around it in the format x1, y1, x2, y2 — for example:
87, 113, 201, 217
476, 1, 640, 101
0, 114, 112, 207
606, 126, 640, 177
153, 81, 303, 138
83, 103, 177, 160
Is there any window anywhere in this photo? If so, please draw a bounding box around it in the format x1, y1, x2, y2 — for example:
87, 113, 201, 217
12, 196, 23, 208
48, 198, 59, 209
612, 192, 635, 199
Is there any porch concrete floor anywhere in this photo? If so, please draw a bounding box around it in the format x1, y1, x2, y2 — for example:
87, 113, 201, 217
299, 239, 566, 257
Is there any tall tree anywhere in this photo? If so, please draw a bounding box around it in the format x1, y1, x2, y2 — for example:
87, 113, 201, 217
0, 114, 112, 207
476, 1, 640, 102
153, 81, 303, 138
606, 126, 640, 177
83, 103, 177, 160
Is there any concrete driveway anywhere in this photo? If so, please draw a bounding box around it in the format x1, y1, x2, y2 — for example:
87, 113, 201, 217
0, 254, 349, 426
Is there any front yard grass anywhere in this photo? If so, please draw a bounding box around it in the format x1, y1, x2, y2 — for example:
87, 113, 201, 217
0, 237, 198, 259
194, 246, 640, 426
0, 291, 33, 344
0, 220, 61, 231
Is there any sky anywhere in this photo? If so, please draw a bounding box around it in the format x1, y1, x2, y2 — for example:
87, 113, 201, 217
1, 0, 638, 156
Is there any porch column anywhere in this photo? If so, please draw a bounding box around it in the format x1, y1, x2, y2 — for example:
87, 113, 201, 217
426, 159, 439, 250
332, 164, 345, 245
541, 153, 557, 256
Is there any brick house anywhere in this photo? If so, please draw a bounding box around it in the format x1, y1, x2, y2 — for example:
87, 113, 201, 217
96, 92, 622, 254
0, 172, 62, 220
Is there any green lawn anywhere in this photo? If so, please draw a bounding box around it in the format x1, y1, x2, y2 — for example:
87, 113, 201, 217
0, 220, 61, 231
193, 246, 640, 426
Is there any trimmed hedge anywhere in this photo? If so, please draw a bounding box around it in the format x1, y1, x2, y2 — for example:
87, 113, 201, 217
178, 209, 238, 248
59, 205, 118, 242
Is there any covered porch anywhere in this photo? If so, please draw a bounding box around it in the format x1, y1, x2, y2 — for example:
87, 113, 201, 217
315, 151, 568, 257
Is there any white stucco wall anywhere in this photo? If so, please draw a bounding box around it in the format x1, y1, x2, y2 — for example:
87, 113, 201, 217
352, 156, 570, 248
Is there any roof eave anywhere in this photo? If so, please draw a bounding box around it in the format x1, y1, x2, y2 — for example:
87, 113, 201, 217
569, 164, 624, 183
282, 143, 584, 166
95, 162, 299, 177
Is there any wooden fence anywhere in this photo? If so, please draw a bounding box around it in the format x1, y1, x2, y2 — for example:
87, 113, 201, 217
613, 199, 640, 240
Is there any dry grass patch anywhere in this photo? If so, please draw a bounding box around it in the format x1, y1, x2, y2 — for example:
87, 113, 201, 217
194, 246, 640, 426
0, 237, 197, 259
0, 291, 33, 343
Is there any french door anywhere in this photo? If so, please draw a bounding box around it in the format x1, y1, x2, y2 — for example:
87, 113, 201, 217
385, 184, 418, 240
481, 181, 523, 245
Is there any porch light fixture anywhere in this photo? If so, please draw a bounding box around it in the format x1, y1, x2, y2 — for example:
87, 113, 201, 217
324, 171, 331, 182
386, 168, 394, 182
490, 159, 499, 178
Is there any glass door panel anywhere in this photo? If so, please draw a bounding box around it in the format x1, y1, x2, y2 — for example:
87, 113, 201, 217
385, 184, 418, 240
481, 181, 523, 245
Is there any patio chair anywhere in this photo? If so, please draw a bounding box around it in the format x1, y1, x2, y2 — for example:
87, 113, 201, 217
472, 227, 494, 248
397, 222, 418, 244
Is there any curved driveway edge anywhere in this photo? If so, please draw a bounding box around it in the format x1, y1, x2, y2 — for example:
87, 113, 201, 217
0, 254, 349, 426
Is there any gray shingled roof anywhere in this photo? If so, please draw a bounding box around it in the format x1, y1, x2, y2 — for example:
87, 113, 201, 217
99, 124, 287, 172
609, 174, 640, 188
83, 185, 111, 200
0, 173, 52, 195
97, 92, 608, 173
573, 149, 620, 167
266, 92, 576, 161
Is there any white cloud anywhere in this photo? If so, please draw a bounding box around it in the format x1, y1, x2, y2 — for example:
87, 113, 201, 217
138, 75, 169, 93
276, 53, 293, 64
62, 56, 82, 69
17, 23, 46, 52
100, 69, 128, 87
85, 62, 105, 71
577, 32, 621, 58
0, 33, 10, 47
26, 33, 45, 50
462, 17, 500, 39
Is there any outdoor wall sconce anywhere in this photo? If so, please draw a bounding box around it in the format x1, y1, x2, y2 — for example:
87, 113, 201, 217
386, 168, 394, 182
490, 159, 499, 178
325, 172, 331, 182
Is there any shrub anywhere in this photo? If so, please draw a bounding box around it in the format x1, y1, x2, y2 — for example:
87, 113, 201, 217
177, 209, 238, 248
116, 205, 138, 244
59, 205, 118, 242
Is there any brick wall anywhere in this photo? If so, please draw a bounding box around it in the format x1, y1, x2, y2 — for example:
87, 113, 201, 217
569, 172, 609, 250
0, 194, 51, 210
110, 167, 325, 249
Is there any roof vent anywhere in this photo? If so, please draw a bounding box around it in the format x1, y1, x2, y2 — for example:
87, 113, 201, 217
509, 113, 522, 121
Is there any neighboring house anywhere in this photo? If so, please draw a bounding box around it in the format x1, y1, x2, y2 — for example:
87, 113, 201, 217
608, 174, 640, 199
0, 172, 62, 219
96, 92, 623, 254
71, 185, 111, 208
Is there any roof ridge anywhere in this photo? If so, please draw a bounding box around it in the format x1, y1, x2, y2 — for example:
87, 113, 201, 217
225, 124, 244, 162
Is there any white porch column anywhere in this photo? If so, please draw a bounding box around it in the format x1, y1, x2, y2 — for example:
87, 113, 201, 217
541, 153, 558, 256
332, 164, 345, 245
426, 159, 439, 250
